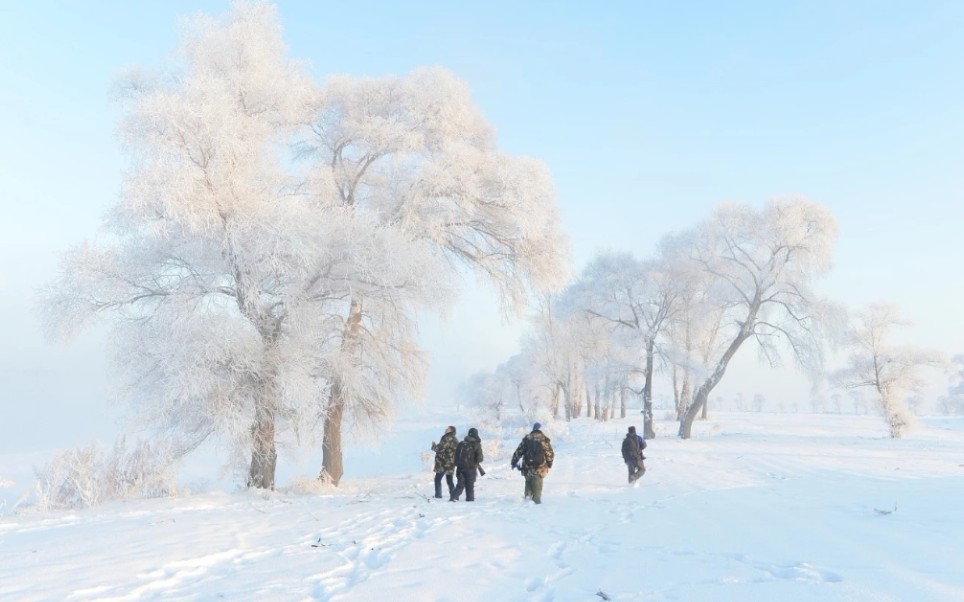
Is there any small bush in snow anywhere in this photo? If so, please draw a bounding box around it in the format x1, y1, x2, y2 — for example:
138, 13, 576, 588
30, 438, 178, 511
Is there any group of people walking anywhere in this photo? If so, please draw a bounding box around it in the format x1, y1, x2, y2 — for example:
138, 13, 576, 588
431, 425, 485, 501
432, 422, 645, 503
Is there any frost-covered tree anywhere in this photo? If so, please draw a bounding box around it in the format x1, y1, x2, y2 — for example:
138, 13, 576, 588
40, 3, 448, 490
461, 370, 513, 424
461, 352, 548, 433
525, 295, 582, 420
662, 248, 726, 421
571, 310, 633, 422
475, 294, 609, 425
667, 199, 839, 439
300, 67, 568, 484
560, 253, 679, 437
834, 304, 945, 437
40, 3, 567, 489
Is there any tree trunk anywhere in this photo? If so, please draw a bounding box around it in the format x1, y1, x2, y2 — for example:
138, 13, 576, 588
562, 381, 572, 421
247, 392, 277, 489
572, 377, 581, 417
245, 318, 280, 489
573, 370, 583, 418
679, 327, 752, 439
319, 297, 364, 486
233, 261, 281, 490
880, 391, 910, 438
677, 375, 691, 421
643, 338, 656, 439
319, 381, 346, 484
247, 337, 280, 489
678, 386, 708, 439
620, 385, 627, 419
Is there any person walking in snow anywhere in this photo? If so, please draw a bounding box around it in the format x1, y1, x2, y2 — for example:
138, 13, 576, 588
511, 422, 554, 504
451, 427, 484, 502
431, 425, 458, 499
621, 425, 646, 484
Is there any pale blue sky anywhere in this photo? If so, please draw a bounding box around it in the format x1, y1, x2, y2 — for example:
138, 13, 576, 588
2, 1, 963, 451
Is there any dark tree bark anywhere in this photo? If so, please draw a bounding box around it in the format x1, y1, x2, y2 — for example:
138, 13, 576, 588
679, 319, 754, 439
319, 297, 363, 486
247, 392, 277, 489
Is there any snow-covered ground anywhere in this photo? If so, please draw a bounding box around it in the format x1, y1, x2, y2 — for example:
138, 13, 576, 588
2, 411, 963, 601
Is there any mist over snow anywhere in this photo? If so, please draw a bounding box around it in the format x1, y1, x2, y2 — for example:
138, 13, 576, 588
2, 410, 963, 601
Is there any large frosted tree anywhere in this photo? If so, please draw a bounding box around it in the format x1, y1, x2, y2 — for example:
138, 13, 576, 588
40, 3, 448, 489
301, 68, 568, 485
669, 199, 838, 439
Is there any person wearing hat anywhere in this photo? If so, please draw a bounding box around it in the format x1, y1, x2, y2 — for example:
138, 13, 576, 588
451, 427, 484, 501
621, 425, 646, 484
430, 425, 458, 499
510, 422, 554, 504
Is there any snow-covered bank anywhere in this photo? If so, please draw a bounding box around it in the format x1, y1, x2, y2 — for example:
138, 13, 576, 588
2, 412, 963, 601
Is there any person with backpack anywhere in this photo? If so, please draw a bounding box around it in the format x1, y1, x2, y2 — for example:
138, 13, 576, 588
430, 425, 458, 499
451, 427, 484, 502
510, 422, 554, 504
621, 425, 646, 484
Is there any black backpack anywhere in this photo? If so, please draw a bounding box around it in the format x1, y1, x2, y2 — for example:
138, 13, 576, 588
526, 436, 546, 467
622, 434, 640, 460
459, 440, 478, 468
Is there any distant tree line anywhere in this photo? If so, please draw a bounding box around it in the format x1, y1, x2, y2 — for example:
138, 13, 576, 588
464, 202, 954, 440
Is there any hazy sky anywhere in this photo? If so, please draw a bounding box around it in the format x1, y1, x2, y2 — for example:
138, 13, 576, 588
2, 1, 963, 452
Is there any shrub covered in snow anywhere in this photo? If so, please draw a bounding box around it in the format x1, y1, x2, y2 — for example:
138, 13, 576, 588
30, 438, 178, 511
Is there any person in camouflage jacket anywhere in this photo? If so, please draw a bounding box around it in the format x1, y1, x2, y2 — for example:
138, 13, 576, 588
511, 422, 554, 504
431, 426, 457, 499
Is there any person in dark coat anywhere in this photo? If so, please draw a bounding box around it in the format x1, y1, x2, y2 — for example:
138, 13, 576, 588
621, 425, 646, 484
430, 425, 457, 499
511, 422, 554, 504
451, 427, 484, 501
